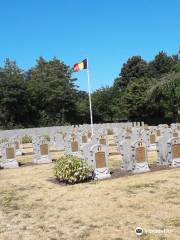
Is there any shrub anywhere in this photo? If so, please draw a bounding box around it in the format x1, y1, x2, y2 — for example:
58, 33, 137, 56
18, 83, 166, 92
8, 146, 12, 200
53, 156, 93, 184
21, 135, 32, 144
43, 134, 50, 141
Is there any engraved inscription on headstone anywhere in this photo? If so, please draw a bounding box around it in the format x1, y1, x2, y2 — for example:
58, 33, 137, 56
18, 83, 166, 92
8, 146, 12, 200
136, 147, 146, 163
40, 144, 48, 156
6, 147, 15, 159
172, 144, 180, 159
150, 134, 156, 144
95, 151, 106, 168
71, 141, 78, 152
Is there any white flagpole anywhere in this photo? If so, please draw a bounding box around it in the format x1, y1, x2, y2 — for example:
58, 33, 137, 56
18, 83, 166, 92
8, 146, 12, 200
86, 58, 94, 136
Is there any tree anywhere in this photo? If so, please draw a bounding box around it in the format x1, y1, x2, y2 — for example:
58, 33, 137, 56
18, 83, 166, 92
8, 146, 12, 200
146, 72, 180, 123
122, 77, 153, 121
114, 56, 148, 90
27, 57, 77, 126
92, 86, 116, 122
0, 59, 33, 128
148, 51, 175, 77
75, 91, 90, 124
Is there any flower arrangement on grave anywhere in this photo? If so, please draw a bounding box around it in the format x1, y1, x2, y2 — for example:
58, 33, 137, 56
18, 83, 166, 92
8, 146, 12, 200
53, 156, 93, 184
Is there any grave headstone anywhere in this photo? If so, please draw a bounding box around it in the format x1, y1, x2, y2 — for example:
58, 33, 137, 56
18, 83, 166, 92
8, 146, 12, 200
156, 128, 172, 165
167, 137, 180, 167
33, 137, 52, 164
14, 139, 23, 156
64, 137, 82, 158
119, 139, 132, 171
89, 144, 111, 179
131, 140, 150, 173
0, 142, 19, 168
54, 133, 65, 151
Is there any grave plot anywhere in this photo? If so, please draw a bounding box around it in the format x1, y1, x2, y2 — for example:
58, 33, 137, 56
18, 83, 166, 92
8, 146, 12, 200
89, 144, 111, 179
0, 142, 19, 168
131, 140, 150, 173
33, 138, 52, 164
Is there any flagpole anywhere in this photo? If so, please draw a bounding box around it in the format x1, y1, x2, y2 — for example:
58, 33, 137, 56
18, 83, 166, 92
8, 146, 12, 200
87, 59, 94, 136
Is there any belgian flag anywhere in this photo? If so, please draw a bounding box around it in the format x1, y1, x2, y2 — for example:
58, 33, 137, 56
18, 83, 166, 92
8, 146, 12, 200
73, 59, 88, 72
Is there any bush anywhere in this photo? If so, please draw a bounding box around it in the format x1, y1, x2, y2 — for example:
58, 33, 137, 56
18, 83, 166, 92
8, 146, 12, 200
21, 135, 32, 143
43, 134, 50, 141
53, 156, 93, 184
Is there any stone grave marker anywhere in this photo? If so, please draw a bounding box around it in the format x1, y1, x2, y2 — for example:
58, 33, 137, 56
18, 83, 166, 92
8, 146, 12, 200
167, 137, 180, 167
33, 137, 52, 164
147, 129, 157, 150
14, 138, 23, 156
99, 135, 107, 145
0, 142, 19, 168
54, 133, 65, 151
156, 129, 172, 165
64, 137, 82, 158
89, 144, 111, 179
119, 139, 132, 171
131, 140, 150, 173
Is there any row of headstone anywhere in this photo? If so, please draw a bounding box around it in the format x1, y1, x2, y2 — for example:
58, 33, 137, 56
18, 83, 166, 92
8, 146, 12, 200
1, 122, 179, 181
119, 124, 180, 173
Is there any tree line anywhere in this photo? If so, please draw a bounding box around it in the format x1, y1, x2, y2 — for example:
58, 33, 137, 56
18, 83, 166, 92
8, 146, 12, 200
0, 51, 179, 129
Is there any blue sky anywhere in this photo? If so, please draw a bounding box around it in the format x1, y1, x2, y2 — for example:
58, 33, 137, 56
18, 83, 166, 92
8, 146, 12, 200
0, 0, 179, 91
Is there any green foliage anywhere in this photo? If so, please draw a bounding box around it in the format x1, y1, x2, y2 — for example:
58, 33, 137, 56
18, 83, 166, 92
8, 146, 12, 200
43, 134, 50, 142
123, 77, 153, 120
53, 156, 93, 184
146, 73, 180, 122
0, 50, 179, 128
92, 87, 116, 122
113, 51, 180, 124
149, 51, 175, 76
0, 59, 33, 129
114, 56, 148, 89
21, 135, 32, 144
75, 91, 90, 124
26, 57, 77, 126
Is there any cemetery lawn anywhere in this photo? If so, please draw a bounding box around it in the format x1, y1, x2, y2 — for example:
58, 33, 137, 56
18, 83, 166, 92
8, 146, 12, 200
0, 164, 180, 240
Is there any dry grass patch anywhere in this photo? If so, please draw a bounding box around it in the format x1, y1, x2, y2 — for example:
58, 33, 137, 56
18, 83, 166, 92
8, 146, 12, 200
0, 164, 180, 240
0, 139, 179, 240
